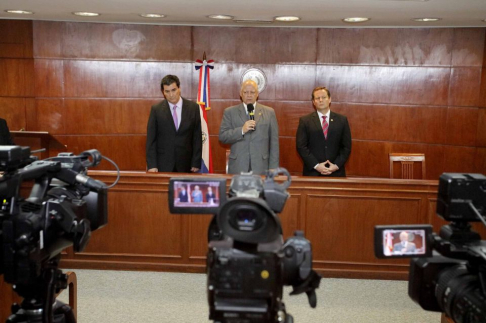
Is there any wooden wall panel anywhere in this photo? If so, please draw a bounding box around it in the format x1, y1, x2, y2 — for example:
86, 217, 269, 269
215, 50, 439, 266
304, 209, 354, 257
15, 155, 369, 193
451, 28, 486, 67
448, 67, 482, 107
445, 107, 479, 146
0, 20, 33, 58
83, 191, 184, 256
306, 195, 422, 264
0, 59, 34, 97
476, 148, 486, 173
33, 21, 62, 58
55, 135, 147, 170
0, 97, 26, 130
63, 99, 156, 134
442, 146, 478, 173
315, 65, 450, 106
478, 108, 486, 147
335, 103, 448, 144
34, 59, 64, 97
193, 27, 318, 64
35, 99, 64, 134
63, 61, 194, 98
317, 28, 454, 66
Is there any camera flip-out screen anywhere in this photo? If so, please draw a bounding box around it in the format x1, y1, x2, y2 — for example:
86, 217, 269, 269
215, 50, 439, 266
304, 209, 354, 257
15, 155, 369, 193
374, 225, 433, 258
169, 178, 226, 214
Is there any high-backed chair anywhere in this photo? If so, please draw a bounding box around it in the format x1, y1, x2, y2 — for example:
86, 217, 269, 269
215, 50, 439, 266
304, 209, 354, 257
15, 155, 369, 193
389, 153, 426, 179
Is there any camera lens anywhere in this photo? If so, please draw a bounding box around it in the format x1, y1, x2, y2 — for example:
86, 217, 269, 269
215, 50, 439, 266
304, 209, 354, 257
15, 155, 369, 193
237, 210, 256, 223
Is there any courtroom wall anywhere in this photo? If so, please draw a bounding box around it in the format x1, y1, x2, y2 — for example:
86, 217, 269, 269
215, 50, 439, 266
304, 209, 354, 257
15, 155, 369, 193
1, 20, 485, 178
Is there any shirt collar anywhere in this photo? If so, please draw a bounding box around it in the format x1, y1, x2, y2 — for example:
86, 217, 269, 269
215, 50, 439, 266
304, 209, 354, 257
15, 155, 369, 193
168, 97, 183, 110
317, 109, 331, 120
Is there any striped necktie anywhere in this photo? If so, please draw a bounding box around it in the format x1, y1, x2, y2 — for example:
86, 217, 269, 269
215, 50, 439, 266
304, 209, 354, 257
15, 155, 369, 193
322, 115, 328, 139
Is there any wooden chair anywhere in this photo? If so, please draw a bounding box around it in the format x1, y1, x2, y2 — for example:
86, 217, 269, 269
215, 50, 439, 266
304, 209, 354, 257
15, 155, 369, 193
55, 271, 78, 320
389, 153, 426, 179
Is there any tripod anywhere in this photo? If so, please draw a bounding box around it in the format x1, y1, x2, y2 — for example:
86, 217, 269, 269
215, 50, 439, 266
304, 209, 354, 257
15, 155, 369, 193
6, 256, 76, 323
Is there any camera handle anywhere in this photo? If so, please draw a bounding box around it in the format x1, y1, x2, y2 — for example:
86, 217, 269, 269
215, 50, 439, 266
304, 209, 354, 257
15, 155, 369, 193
265, 168, 291, 190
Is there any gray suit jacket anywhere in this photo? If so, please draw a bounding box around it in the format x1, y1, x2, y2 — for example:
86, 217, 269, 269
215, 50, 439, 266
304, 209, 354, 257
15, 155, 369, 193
219, 103, 279, 175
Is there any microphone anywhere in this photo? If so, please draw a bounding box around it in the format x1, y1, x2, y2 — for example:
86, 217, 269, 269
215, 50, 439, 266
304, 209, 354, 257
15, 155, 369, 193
247, 103, 255, 121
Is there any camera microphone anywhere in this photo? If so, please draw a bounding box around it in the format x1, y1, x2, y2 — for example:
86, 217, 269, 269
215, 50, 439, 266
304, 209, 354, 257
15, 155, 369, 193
247, 103, 255, 121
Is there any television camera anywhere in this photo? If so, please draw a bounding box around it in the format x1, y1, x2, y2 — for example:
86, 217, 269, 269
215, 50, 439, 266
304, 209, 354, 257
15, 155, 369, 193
0, 145, 112, 323
169, 168, 322, 323
374, 173, 486, 323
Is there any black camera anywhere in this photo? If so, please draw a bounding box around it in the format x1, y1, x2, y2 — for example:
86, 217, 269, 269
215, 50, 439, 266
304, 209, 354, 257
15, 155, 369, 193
374, 173, 486, 323
0, 145, 111, 323
169, 168, 321, 323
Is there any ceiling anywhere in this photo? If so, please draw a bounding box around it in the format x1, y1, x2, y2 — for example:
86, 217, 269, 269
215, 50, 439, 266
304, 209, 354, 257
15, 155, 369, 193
1, 0, 486, 28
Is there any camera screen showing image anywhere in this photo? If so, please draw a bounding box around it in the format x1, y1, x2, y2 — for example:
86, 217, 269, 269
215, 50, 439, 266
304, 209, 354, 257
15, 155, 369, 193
374, 225, 433, 258
168, 178, 226, 214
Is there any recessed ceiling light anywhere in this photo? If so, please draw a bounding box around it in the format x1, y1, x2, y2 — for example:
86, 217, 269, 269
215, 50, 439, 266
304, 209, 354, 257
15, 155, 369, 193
413, 18, 441, 22
5, 10, 34, 15
140, 13, 166, 18
342, 17, 370, 23
73, 12, 100, 17
274, 16, 300, 22
207, 14, 234, 20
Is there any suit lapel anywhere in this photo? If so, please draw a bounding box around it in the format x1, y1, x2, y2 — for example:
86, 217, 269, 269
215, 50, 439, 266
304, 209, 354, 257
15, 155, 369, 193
162, 100, 177, 132
255, 103, 262, 123
179, 98, 190, 132
327, 111, 336, 139
312, 112, 325, 140
237, 103, 247, 124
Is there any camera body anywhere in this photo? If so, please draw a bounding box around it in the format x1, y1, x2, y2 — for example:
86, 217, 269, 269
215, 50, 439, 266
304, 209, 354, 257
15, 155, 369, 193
375, 173, 486, 323
0, 146, 108, 288
169, 168, 321, 323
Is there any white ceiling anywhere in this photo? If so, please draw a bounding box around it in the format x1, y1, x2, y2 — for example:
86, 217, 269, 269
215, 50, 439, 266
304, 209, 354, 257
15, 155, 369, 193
1, 0, 486, 28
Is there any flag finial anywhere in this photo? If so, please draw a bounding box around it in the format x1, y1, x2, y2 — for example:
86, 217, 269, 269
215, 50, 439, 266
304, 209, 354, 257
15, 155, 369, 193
203, 52, 207, 61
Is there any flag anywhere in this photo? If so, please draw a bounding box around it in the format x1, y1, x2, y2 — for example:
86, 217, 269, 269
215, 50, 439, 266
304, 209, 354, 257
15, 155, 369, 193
195, 52, 214, 173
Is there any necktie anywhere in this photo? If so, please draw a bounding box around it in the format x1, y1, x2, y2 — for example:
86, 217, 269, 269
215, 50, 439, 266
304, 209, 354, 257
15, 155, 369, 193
172, 105, 178, 130
322, 116, 328, 139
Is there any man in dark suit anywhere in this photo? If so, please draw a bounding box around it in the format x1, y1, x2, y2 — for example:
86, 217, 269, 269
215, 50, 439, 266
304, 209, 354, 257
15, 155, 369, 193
0, 118, 15, 145
146, 75, 202, 173
178, 185, 189, 202
296, 87, 351, 177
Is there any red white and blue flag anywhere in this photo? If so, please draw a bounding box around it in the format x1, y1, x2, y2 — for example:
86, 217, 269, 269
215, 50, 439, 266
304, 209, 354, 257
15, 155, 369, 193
195, 52, 214, 173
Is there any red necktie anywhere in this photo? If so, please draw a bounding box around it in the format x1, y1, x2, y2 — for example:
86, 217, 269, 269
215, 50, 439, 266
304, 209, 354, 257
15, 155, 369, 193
322, 115, 328, 139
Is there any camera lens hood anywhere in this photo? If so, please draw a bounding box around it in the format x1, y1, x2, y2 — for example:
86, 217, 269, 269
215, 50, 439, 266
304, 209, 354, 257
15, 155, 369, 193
217, 197, 282, 244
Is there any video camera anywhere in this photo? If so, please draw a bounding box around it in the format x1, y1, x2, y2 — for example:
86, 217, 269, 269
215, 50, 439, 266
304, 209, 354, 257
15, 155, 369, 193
0, 145, 111, 323
169, 168, 321, 323
374, 173, 486, 323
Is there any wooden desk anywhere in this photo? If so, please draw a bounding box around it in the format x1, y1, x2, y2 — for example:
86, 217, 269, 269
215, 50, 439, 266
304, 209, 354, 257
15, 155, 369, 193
58, 172, 473, 280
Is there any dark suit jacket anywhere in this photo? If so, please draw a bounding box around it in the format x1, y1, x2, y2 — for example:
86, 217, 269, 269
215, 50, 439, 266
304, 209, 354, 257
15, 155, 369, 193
146, 98, 202, 172
0, 118, 15, 145
296, 111, 351, 177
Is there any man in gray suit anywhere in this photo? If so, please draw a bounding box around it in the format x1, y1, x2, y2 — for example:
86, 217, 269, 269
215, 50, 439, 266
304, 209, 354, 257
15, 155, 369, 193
219, 80, 279, 175
393, 231, 417, 254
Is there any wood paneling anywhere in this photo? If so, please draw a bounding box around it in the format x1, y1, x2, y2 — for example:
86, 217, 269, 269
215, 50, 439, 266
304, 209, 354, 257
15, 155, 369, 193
317, 28, 454, 66
83, 191, 184, 256
59, 172, 439, 279
35, 99, 64, 134
476, 148, 486, 173
445, 106, 479, 146
449, 67, 482, 107
0, 59, 34, 97
451, 28, 485, 67
34, 59, 64, 97
63, 60, 194, 98
0, 97, 27, 130
315, 65, 450, 105
478, 108, 486, 147
193, 27, 318, 64
55, 135, 147, 170
0, 20, 33, 58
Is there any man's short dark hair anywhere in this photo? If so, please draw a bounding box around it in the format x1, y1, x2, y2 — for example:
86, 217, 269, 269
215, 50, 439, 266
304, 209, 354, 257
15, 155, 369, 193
312, 87, 331, 100
161, 75, 180, 91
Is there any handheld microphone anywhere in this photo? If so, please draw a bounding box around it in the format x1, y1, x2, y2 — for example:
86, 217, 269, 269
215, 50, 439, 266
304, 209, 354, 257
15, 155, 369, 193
247, 103, 255, 121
